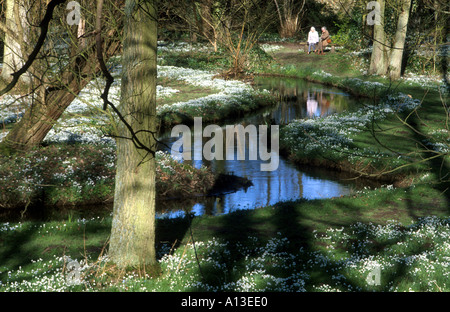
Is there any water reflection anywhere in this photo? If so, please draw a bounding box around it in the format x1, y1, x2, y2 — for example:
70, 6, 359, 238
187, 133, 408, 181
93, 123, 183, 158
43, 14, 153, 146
155, 77, 374, 218
255, 76, 357, 124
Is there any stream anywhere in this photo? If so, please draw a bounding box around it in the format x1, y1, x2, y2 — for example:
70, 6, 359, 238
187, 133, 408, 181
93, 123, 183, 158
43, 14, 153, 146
155, 76, 381, 218
0, 76, 382, 222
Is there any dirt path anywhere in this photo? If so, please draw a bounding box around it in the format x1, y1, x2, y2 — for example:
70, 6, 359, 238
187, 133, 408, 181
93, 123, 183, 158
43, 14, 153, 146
265, 42, 349, 76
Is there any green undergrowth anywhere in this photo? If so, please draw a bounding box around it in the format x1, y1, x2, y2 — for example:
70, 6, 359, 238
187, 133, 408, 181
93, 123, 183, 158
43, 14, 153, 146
0, 144, 214, 209
0, 183, 448, 291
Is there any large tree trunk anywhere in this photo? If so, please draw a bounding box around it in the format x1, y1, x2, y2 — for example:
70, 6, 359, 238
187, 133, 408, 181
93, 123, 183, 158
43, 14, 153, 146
2, 82, 85, 150
108, 0, 158, 269
388, 0, 412, 80
369, 0, 388, 75
1, 0, 29, 83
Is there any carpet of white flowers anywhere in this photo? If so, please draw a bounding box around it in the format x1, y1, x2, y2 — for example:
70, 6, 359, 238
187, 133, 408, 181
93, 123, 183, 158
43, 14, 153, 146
156, 65, 271, 121
1, 215, 450, 291
280, 75, 449, 165
1, 56, 267, 145
282, 92, 418, 157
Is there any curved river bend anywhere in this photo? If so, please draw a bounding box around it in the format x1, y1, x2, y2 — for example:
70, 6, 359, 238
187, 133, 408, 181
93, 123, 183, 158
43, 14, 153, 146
0, 77, 380, 222
155, 76, 379, 218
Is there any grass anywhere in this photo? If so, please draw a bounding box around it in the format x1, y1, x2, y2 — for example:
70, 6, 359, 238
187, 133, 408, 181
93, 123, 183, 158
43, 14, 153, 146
271, 46, 359, 78
156, 77, 221, 106
0, 183, 448, 291
260, 43, 448, 185
0, 40, 448, 292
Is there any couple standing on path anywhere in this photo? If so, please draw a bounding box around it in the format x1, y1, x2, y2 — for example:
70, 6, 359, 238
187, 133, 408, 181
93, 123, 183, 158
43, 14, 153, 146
307, 27, 330, 55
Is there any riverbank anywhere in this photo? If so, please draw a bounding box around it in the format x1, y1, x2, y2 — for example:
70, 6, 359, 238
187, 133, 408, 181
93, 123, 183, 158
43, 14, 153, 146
1, 183, 449, 292
0, 143, 218, 210
260, 43, 448, 186
0, 50, 272, 209
156, 65, 275, 130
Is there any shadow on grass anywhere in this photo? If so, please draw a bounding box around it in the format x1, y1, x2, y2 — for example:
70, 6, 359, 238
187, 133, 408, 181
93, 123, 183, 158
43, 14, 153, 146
400, 93, 449, 215
0, 206, 112, 284
0, 223, 41, 282
174, 197, 370, 291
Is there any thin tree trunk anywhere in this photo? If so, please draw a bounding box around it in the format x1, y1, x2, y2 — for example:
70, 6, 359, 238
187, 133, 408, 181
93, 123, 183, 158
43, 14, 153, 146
389, 0, 412, 80
369, 0, 388, 75
273, 0, 284, 32
108, 0, 158, 269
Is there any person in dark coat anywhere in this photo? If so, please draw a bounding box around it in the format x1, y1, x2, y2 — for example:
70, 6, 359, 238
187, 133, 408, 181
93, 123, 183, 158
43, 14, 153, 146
317, 27, 330, 55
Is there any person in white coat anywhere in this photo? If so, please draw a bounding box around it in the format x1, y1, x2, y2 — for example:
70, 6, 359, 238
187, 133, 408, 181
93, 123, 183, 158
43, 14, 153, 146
307, 27, 319, 54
